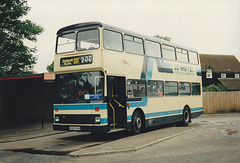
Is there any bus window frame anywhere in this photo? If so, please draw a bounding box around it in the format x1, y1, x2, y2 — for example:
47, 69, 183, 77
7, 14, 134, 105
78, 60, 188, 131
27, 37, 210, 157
56, 70, 105, 103
147, 80, 164, 98
103, 29, 124, 52
145, 40, 162, 58
76, 29, 100, 52
56, 32, 76, 54
179, 82, 191, 96
127, 79, 147, 98
162, 44, 176, 61
189, 51, 199, 65
191, 82, 201, 96
124, 34, 145, 55
176, 47, 189, 63
164, 81, 178, 96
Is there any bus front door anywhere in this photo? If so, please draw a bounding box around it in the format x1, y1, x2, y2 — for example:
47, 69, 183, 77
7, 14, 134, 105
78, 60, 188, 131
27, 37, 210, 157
107, 76, 127, 131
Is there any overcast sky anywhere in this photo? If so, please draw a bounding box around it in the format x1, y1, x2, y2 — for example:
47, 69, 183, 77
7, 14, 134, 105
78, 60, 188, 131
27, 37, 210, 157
25, 0, 240, 73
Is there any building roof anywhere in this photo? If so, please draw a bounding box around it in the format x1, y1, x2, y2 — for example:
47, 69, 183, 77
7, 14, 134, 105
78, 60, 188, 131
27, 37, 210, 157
219, 78, 240, 91
200, 54, 240, 73
0, 73, 55, 82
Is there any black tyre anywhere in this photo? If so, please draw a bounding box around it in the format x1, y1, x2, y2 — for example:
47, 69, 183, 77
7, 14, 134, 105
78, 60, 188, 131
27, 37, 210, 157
182, 107, 191, 126
132, 111, 144, 134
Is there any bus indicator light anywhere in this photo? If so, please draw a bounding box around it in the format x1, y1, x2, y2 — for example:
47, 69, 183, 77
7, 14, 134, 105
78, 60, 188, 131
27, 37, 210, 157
95, 107, 100, 111
55, 108, 59, 112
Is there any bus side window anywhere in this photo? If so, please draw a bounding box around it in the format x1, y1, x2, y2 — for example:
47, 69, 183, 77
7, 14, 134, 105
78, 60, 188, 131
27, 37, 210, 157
127, 80, 146, 98
189, 51, 199, 65
179, 82, 191, 96
103, 30, 123, 52
176, 48, 188, 63
148, 80, 163, 97
162, 44, 176, 61
145, 40, 161, 58
165, 81, 178, 96
124, 35, 144, 55
192, 83, 201, 95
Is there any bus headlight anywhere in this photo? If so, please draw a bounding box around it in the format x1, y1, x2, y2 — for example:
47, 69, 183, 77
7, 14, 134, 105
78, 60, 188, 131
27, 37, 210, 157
95, 116, 100, 123
55, 116, 59, 122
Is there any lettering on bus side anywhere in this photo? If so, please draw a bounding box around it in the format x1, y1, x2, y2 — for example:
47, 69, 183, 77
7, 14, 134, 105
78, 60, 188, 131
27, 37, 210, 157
174, 64, 194, 73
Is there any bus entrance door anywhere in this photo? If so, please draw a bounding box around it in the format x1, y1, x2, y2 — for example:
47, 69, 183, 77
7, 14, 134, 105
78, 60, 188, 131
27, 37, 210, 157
107, 76, 127, 131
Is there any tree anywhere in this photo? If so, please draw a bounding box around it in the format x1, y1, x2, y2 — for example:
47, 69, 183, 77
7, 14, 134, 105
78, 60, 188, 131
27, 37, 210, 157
0, 0, 44, 76
154, 35, 171, 42
46, 61, 54, 72
203, 83, 228, 92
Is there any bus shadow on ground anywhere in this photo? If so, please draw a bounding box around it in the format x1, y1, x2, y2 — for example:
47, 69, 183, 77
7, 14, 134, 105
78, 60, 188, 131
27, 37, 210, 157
5, 124, 181, 156
61, 123, 177, 142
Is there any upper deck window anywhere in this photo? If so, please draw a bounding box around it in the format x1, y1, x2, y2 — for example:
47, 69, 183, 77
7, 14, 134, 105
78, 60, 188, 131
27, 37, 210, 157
124, 35, 144, 55
176, 48, 188, 63
162, 44, 176, 61
103, 30, 123, 52
189, 51, 199, 65
77, 29, 100, 51
145, 40, 161, 58
56, 33, 75, 54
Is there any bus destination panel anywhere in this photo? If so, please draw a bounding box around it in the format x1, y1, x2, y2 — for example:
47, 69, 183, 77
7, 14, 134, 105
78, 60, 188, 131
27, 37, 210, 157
60, 54, 93, 67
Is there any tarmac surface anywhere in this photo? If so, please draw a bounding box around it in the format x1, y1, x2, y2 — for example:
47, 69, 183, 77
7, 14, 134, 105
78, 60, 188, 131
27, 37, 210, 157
0, 122, 65, 143
0, 113, 240, 162
0, 120, 195, 158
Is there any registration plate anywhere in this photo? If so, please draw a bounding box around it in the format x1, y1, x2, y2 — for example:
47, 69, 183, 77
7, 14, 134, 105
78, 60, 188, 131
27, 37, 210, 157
69, 126, 81, 131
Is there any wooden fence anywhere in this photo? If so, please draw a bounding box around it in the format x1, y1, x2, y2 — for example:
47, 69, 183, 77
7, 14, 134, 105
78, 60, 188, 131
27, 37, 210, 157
203, 91, 240, 113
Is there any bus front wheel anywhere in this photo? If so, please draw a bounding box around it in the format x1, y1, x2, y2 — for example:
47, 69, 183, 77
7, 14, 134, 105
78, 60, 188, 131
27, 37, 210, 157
132, 111, 143, 134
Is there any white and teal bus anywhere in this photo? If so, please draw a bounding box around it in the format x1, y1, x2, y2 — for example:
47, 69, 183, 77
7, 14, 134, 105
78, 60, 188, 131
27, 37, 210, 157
53, 22, 203, 134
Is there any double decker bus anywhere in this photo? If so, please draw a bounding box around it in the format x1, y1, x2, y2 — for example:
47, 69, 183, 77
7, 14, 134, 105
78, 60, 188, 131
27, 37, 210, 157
53, 22, 203, 134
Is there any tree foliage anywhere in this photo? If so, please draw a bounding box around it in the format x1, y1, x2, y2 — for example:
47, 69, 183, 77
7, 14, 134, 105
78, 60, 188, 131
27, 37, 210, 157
46, 61, 54, 72
154, 35, 171, 42
0, 0, 44, 76
203, 83, 228, 92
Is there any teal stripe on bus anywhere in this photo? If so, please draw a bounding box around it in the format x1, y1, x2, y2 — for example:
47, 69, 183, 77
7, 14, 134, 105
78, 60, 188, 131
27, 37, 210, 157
191, 107, 203, 112
54, 103, 108, 110
101, 118, 108, 124
145, 109, 183, 119
128, 97, 148, 108
127, 107, 203, 121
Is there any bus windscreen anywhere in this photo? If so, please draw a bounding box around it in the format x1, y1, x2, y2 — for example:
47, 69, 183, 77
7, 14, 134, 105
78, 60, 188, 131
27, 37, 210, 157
56, 71, 104, 103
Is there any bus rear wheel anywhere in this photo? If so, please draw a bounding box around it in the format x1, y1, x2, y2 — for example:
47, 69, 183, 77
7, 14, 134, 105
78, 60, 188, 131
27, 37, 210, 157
181, 107, 191, 126
132, 111, 144, 134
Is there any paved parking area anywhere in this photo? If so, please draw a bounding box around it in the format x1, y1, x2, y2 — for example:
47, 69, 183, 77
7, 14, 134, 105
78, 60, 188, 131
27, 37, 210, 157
0, 113, 240, 162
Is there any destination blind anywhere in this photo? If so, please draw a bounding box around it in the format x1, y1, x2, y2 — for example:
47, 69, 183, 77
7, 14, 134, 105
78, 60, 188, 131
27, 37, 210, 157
60, 54, 92, 67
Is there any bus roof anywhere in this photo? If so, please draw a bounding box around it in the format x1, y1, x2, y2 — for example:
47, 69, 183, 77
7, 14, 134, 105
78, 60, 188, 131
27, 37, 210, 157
57, 21, 104, 35
57, 21, 198, 52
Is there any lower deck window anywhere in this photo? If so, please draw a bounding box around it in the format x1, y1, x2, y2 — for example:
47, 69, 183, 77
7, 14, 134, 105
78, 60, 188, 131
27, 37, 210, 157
192, 83, 201, 95
127, 80, 146, 98
179, 82, 190, 96
165, 81, 178, 96
148, 80, 163, 97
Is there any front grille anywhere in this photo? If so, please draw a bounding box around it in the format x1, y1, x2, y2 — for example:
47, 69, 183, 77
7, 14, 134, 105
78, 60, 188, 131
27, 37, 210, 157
55, 114, 100, 124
